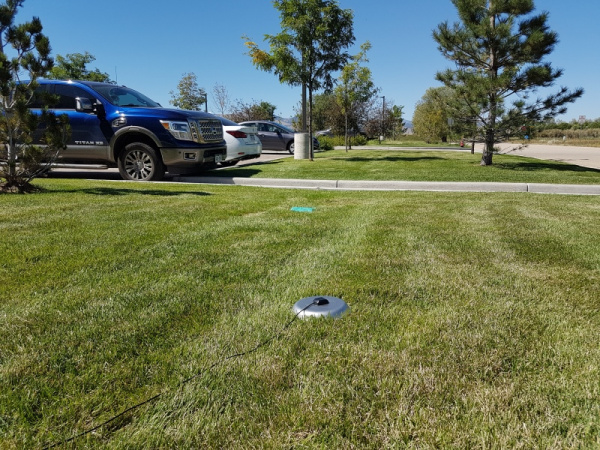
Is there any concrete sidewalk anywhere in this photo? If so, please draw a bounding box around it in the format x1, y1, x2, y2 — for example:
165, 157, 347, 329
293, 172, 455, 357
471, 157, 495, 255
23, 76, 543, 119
174, 176, 600, 195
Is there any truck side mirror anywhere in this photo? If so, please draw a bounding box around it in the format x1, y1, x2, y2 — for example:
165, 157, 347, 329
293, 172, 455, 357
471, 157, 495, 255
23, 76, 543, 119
93, 101, 106, 118
75, 97, 94, 112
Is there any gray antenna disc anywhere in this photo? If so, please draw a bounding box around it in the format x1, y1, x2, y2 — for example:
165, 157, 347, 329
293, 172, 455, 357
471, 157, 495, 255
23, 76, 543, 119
293, 296, 349, 319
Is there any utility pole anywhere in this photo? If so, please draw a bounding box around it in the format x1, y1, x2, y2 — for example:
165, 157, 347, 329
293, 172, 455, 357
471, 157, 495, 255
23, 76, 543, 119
202, 92, 208, 113
302, 83, 307, 131
301, 53, 307, 132
379, 95, 385, 143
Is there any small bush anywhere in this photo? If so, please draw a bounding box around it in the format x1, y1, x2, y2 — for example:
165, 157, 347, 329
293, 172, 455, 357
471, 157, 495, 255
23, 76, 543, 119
318, 134, 369, 148
317, 136, 334, 150
353, 135, 368, 146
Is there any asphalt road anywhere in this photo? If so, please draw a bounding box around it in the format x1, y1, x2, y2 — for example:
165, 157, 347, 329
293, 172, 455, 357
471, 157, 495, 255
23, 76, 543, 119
491, 142, 600, 170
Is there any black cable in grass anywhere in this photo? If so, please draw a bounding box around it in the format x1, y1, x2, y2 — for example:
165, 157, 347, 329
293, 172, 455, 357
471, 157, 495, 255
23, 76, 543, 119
42, 300, 318, 449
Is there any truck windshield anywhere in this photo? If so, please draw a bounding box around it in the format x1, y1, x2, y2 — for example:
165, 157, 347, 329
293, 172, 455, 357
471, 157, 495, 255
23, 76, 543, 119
90, 85, 161, 108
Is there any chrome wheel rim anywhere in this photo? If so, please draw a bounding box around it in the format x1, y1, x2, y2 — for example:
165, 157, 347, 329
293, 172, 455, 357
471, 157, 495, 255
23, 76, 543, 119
124, 150, 153, 180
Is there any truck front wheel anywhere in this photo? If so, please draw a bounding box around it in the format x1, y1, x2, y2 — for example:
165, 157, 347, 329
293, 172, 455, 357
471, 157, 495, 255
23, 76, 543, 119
118, 143, 165, 181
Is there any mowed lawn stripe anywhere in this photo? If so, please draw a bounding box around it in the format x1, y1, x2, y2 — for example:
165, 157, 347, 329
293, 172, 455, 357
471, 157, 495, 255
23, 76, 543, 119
1, 178, 599, 448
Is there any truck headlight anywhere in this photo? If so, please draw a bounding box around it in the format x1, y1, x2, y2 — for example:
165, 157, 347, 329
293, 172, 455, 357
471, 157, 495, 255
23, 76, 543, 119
160, 120, 193, 141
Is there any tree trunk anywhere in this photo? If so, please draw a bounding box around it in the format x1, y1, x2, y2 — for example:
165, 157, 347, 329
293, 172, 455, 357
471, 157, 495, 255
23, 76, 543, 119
7, 132, 16, 179
301, 82, 307, 132
481, 130, 494, 166
481, 2, 496, 167
344, 111, 349, 152
301, 53, 307, 132
308, 83, 314, 161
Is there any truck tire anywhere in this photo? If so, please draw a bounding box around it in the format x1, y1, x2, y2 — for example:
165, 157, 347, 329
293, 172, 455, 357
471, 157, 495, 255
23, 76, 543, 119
118, 142, 165, 181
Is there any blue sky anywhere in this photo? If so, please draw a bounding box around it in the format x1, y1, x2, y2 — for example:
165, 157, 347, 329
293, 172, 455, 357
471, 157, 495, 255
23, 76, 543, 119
18, 0, 599, 123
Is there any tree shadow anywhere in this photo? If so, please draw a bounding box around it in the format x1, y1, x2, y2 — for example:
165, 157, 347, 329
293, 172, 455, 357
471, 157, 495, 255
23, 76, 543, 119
46, 186, 211, 196
202, 167, 264, 178
330, 155, 446, 163
213, 169, 263, 178
198, 159, 286, 178
46, 171, 124, 181
495, 160, 600, 174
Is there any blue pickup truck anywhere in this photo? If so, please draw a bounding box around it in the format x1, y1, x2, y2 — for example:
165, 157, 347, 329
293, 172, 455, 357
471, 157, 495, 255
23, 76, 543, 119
30, 79, 226, 181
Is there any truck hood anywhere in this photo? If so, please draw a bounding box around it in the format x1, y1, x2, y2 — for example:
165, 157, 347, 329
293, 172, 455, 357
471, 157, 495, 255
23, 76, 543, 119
112, 106, 217, 121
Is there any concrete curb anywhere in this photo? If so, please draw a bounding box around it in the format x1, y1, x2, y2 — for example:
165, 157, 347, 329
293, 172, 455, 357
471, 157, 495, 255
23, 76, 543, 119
174, 176, 600, 195
335, 180, 527, 192
528, 183, 600, 195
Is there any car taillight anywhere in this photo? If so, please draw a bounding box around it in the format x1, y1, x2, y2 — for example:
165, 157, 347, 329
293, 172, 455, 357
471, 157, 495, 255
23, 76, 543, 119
227, 130, 247, 138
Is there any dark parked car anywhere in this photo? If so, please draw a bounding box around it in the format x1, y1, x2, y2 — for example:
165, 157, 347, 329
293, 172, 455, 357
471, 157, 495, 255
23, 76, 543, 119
239, 120, 319, 154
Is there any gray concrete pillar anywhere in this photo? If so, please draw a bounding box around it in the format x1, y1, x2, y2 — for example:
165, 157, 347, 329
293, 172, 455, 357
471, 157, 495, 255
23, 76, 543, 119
294, 133, 310, 160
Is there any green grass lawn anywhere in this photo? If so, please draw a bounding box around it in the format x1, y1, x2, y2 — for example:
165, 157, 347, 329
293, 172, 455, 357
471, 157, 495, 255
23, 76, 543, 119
2, 177, 599, 448
210, 149, 600, 185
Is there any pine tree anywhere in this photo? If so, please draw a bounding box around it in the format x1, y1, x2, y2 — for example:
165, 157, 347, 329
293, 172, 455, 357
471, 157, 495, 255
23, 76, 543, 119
0, 0, 69, 192
434, 0, 583, 165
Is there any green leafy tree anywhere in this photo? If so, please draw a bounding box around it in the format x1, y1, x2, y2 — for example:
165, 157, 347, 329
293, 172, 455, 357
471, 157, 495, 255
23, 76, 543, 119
387, 104, 405, 140
434, 0, 583, 165
292, 93, 343, 134
0, 0, 69, 193
228, 99, 277, 123
412, 87, 460, 143
244, 0, 354, 159
48, 51, 113, 82
413, 98, 448, 144
335, 42, 378, 150
313, 93, 343, 134
365, 100, 405, 141
170, 72, 206, 111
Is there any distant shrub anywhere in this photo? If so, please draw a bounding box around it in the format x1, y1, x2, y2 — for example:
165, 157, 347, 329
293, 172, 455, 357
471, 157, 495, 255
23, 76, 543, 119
353, 135, 368, 146
317, 134, 369, 148
317, 136, 334, 150
333, 136, 346, 146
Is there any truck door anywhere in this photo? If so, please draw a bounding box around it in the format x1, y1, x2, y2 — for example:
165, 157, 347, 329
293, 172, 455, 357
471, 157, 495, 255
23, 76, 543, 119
51, 84, 110, 162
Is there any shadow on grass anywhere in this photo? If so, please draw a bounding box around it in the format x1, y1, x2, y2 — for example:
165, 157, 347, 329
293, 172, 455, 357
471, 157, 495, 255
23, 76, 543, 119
50, 187, 211, 196
198, 159, 287, 178
329, 155, 447, 163
202, 167, 263, 178
495, 160, 600, 174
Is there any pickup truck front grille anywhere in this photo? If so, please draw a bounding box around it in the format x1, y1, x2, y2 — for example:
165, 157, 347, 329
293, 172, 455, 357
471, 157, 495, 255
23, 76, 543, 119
190, 119, 223, 143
